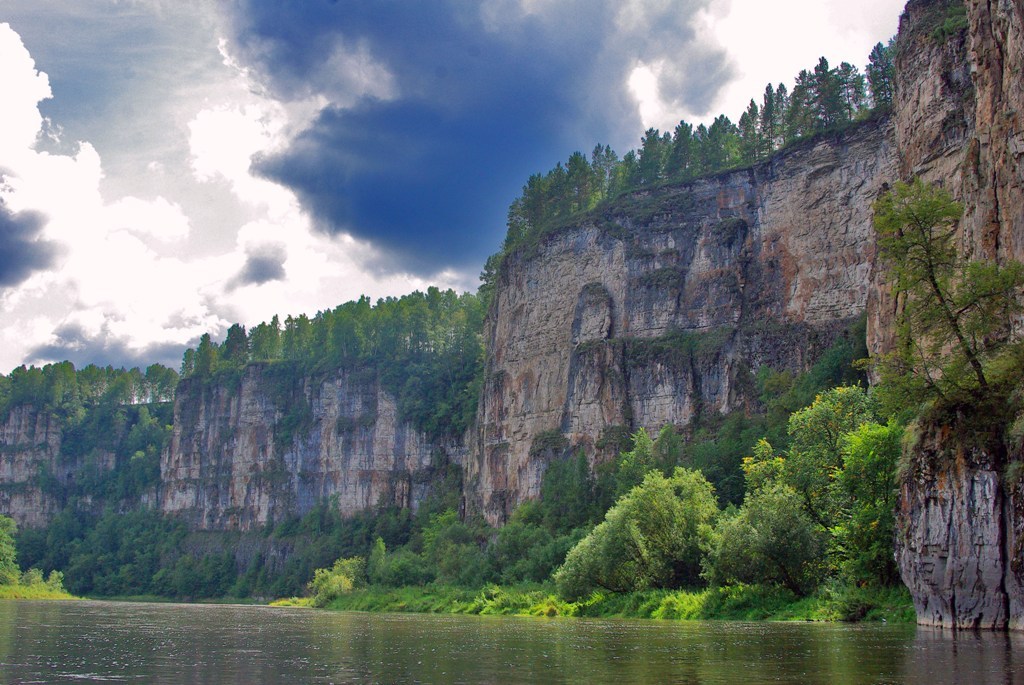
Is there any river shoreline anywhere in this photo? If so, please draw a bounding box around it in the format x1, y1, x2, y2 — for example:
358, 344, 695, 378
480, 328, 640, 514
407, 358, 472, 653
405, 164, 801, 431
275, 583, 916, 623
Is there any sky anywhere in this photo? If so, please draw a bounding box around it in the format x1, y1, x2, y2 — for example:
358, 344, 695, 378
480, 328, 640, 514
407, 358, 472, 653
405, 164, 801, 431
0, 0, 905, 373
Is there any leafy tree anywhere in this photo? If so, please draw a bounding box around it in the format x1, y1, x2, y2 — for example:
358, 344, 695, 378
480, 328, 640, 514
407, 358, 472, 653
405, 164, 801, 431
835, 420, 902, 586
0, 516, 19, 585
872, 179, 1024, 410
784, 386, 876, 528
554, 468, 718, 598
706, 482, 825, 595
614, 427, 657, 497
309, 556, 366, 607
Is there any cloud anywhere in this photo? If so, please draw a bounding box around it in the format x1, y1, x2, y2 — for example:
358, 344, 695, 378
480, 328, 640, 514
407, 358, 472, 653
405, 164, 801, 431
27, 321, 188, 370
230, 243, 287, 289
222, 0, 732, 275
0, 201, 57, 287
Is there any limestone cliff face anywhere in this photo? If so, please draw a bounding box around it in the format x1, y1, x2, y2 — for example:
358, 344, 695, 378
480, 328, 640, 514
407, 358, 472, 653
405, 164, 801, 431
892, 0, 1024, 631
161, 364, 459, 531
0, 406, 65, 528
467, 120, 898, 523
896, 420, 1024, 630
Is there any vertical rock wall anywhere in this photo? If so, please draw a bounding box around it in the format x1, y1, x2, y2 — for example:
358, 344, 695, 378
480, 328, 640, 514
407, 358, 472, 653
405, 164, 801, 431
467, 121, 898, 523
893, 0, 1024, 630
160, 364, 460, 531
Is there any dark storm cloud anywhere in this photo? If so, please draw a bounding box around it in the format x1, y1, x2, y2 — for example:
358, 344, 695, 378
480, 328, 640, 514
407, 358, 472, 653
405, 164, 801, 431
0, 201, 57, 287
229, 243, 287, 289
224, 0, 733, 275
28, 322, 187, 371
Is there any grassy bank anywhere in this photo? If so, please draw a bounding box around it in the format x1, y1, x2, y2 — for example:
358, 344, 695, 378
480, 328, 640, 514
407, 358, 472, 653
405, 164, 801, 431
278, 583, 914, 623
0, 584, 79, 600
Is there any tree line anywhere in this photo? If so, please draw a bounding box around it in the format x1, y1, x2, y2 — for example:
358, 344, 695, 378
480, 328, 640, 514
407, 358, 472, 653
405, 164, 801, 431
180, 287, 485, 440
482, 42, 896, 290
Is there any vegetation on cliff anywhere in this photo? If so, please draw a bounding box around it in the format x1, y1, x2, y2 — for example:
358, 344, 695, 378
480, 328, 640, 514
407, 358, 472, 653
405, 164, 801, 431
480, 41, 896, 289
179, 287, 485, 441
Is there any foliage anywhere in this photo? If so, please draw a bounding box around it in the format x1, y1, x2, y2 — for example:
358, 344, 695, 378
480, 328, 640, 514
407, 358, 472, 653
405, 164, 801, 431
834, 421, 902, 586
309, 556, 366, 607
315, 581, 913, 624
784, 386, 878, 529
554, 468, 718, 598
180, 287, 485, 440
706, 483, 825, 596
0, 515, 20, 585
872, 179, 1024, 414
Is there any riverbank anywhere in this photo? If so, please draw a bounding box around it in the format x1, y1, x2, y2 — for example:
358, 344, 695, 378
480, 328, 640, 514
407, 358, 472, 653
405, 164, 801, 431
276, 583, 915, 623
0, 584, 78, 600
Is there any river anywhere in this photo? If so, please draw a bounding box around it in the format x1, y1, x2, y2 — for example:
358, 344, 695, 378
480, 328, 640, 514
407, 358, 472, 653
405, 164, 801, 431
0, 600, 1020, 684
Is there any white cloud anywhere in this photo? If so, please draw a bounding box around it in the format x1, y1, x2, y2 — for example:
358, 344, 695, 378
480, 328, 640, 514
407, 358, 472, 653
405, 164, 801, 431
0, 23, 51, 158
0, 17, 466, 372
627, 0, 905, 129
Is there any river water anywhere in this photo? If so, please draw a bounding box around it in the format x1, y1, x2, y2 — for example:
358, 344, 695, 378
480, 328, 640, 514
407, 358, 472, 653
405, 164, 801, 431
0, 600, 1020, 684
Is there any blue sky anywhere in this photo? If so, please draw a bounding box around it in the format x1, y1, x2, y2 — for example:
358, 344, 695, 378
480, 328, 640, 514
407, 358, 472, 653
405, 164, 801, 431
0, 0, 904, 371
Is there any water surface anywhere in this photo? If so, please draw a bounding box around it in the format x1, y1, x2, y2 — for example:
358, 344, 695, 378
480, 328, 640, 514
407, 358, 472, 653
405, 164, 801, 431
0, 600, 1020, 684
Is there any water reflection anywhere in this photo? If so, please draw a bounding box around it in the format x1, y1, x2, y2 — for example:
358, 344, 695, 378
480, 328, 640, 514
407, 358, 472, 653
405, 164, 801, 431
0, 600, 1018, 684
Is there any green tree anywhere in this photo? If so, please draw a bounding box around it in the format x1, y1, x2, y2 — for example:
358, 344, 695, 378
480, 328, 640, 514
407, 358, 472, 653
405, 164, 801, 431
784, 386, 876, 528
554, 468, 718, 598
872, 179, 1024, 408
614, 427, 657, 497
706, 482, 825, 595
222, 323, 249, 367
0, 515, 19, 585
835, 420, 902, 586
309, 556, 366, 607
866, 40, 896, 109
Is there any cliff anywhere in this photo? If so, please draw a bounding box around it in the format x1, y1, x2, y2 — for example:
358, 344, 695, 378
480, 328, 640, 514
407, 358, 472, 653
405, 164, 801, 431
891, 0, 1024, 631
0, 0, 1020, 629
161, 364, 461, 531
466, 119, 898, 523
0, 406, 67, 528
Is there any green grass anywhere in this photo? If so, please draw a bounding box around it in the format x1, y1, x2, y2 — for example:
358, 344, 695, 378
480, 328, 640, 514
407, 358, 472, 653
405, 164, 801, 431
0, 584, 79, 600
301, 582, 915, 623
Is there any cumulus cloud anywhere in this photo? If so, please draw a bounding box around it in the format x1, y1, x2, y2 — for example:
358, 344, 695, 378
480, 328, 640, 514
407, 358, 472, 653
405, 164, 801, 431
221, 0, 734, 275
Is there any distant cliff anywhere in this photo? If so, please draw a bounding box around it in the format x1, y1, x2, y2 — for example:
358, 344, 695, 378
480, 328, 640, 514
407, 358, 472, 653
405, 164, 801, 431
162, 364, 463, 531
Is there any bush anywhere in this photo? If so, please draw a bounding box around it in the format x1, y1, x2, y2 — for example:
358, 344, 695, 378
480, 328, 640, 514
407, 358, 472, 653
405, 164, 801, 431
706, 483, 825, 596
309, 556, 366, 607
555, 468, 718, 598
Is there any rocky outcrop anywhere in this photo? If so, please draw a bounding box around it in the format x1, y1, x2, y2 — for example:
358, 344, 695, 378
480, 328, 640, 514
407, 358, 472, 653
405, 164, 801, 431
161, 364, 460, 531
467, 120, 899, 523
0, 406, 65, 528
896, 419, 1023, 630
891, 0, 1024, 631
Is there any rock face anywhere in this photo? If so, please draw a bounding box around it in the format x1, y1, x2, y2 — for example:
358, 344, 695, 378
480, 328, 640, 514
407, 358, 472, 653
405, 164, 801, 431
0, 406, 66, 528
896, 420, 1024, 630
892, 0, 1024, 631
161, 364, 460, 531
467, 120, 898, 523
